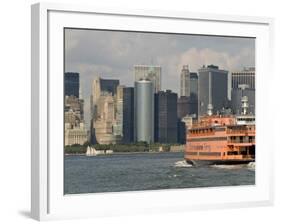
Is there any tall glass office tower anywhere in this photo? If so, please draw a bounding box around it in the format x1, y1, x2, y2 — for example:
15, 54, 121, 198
134, 79, 154, 143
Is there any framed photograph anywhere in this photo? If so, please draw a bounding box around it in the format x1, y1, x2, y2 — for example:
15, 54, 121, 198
31, 2, 274, 221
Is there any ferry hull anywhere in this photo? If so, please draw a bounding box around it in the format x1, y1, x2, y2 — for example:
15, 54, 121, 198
185, 158, 254, 166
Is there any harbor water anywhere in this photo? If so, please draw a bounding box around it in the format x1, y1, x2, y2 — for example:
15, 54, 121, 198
64, 152, 255, 194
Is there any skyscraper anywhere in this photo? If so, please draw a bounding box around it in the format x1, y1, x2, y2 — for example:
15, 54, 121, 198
123, 87, 134, 143
232, 67, 255, 89
114, 85, 125, 137
94, 93, 121, 144
190, 72, 198, 94
135, 79, 154, 143
180, 65, 190, 97
189, 72, 199, 117
65, 72, 79, 98
198, 65, 229, 116
90, 76, 120, 143
134, 65, 161, 93
177, 96, 190, 119
155, 90, 178, 143
91, 77, 120, 114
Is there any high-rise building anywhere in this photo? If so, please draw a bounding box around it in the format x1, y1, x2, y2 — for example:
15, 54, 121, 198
178, 71, 198, 119
90, 76, 119, 143
177, 96, 198, 119
114, 85, 125, 137
198, 65, 229, 116
135, 79, 154, 143
134, 65, 161, 93
155, 90, 178, 143
190, 72, 198, 97
65, 72, 79, 98
177, 96, 190, 119
123, 87, 134, 143
190, 72, 198, 117
94, 93, 121, 144
91, 77, 119, 115
180, 65, 190, 97
232, 67, 255, 89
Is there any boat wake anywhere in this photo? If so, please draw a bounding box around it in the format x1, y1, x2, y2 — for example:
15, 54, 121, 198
211, 162, 256, 170
174, 160, 193, 168
211, 164, 245, 169
247, 162, 255, 170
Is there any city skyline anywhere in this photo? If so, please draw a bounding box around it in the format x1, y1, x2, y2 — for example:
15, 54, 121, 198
65, 28, 255, 128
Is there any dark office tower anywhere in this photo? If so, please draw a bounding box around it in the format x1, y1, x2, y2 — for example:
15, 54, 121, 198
177, 96, 189, 119
189, 72, 198, 117
190, 72, 198, 97
232, 67, 255, 89
100, 78, 120, 95
154, 90, 178, 143
65, 72, 79, 98
122, 87, 134, 143
198, 65, 228, 116
177, 119, 186, 144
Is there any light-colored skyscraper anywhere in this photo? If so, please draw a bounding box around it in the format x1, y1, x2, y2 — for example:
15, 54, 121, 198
90, 76, 119, 143
135, 79, 154, 143
114, 85, 125, 137
94, 93, 121, 144
134, 65, 161, 93
180, 65, 190, 97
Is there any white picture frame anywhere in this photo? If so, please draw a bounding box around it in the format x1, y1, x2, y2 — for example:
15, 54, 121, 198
31, 2, 274, 221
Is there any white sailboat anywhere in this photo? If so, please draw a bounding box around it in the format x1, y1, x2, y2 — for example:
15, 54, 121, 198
86, 146, 97, 156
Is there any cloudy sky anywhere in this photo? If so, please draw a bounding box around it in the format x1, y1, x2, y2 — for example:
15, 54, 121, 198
64, 28, 255, 128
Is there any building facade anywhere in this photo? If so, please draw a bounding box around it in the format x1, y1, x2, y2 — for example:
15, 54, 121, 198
93, 93, 121, 144
65, 72, 79, 98
122, 87, 134, 143
198, 65, 229, 116
90, 76, 119, 143
190, 72, 198, 97
232, 67, 255, 89
180, 65, 190, 97
114, 85, 125, 137
134, 65, 161, 93
155, 90, 178, 143
64, 94, 87, 146
134, 79, 154, 143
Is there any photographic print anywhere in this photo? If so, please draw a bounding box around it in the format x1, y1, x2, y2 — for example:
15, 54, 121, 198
64, 28, 255, 194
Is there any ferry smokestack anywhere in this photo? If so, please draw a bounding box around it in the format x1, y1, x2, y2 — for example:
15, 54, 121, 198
241, 96, 249, 115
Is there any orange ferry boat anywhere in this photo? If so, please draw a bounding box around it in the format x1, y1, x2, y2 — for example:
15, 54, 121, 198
185, 99, 255, 166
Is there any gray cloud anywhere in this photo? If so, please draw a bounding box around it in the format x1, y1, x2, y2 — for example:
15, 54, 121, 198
65, 28, 255, 128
